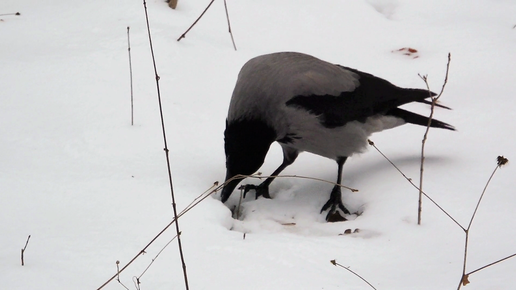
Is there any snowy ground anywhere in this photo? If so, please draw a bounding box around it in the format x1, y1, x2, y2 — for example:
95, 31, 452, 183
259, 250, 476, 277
1, 0, 516, 289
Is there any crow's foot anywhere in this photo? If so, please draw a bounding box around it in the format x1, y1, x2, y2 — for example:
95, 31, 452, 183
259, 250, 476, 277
320, 185, 351, 222
241, 183, 271, 200
326, 211, 347, 222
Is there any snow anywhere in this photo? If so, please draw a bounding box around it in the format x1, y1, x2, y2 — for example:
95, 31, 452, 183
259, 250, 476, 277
1, 0, 515, 289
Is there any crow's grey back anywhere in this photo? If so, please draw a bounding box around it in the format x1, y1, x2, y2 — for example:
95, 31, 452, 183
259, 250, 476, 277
228, 52, 360, 126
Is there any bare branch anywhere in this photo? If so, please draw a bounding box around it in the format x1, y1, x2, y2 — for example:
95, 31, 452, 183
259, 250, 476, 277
115, 261, 130, 290
331, 260, 377, 290
368, 139, 465, 231
467, 252, 516, 276
417, 53, 452, 225
21, 235, 31, 266
177, 0, 215, 41
223, 0, 237, 50
457, 156, 510, 289
0, 12, 20, 16
137, 234, 179, 280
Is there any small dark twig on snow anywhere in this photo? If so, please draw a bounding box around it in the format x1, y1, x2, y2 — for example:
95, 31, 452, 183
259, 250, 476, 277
177, 0, 237, 50
223, 0, 237, 50
127, 26, 134, 126
177, 0, 215, 41
417, 52, 452, 225
115, 261, 130, 290
368, 139, 464, 230
457, 156, 513, 290
331, 259, 377, 290
0, 12, 20, 16
21, 235, 31, 266
143, 1, 190, 289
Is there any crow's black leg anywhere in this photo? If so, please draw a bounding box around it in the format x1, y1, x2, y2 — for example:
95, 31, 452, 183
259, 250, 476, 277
243, 145, 299, 200
320, 157, 350, 222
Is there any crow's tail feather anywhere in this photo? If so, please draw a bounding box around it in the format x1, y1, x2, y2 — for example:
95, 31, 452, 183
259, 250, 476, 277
403, 88, 452, 110
387, 108, 455, 131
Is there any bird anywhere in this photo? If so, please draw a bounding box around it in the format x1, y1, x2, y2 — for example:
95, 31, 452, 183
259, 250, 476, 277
220, 51, 454, 222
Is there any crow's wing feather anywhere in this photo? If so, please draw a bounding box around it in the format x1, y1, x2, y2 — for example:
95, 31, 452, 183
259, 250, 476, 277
285, 65, 439, 128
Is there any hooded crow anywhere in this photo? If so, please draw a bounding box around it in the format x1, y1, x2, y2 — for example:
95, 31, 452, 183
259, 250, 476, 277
221, 52, 454, 222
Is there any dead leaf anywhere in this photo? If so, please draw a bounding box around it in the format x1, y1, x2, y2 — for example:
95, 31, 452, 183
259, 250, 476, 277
392, 47, 420, 59
462, 274, 470, 286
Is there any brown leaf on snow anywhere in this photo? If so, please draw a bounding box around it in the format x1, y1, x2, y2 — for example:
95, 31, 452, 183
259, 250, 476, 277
392, 47, 420, 59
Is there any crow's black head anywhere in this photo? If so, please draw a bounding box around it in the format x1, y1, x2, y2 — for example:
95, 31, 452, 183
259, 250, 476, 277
221, 118, 276, 202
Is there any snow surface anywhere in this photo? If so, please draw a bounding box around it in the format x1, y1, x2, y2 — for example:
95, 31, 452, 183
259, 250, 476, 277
1, 0, 516, 289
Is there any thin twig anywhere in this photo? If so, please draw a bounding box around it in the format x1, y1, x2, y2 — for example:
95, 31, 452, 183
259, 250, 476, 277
142, 1, 189, 289
179, 182, 218, 215
417, 74, 431, 225
457, 156, 509, 290
127, 26, 134, 126
133, 276, 141, 290
417, 53, 451, 225
368, 139, 464, 231
223, 0, 237, 50
467, 252, 516, 276
177, 0, 215, 41
137, 234, 179, 279
97, 180, 219, 289
235, 187, 244, 220
331, 260, 377, 290
97, 218, 178, 290
467, 164, 499, 230
0, 12, 20, 16
97, 174, 357, 289
21, 235, 31, 266
116, 261, 130, 290
237, 174, 358, 192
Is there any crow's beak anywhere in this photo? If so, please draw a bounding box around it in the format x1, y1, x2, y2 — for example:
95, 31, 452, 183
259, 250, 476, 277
220, 171, 243, 203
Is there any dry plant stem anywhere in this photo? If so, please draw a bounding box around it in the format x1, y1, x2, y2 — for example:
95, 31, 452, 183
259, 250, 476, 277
116, 261, 130, 290
417, 75, 432, 225
467, 165, 499, 230
236, 188, 244, 220
331, 260, 377, 290
457, 161, 513, 290
137, 234, 179, 280
0, 12, 20, 16
457, 167, 497, 289
142, 1, 189, 290
223, 0, 237, 50
371, 142, 515, 289
127, 26, 134, 126
179, 182, 219, 215
97, 184, 219, 288
368, 140, 464, 230
239, 174, 358, 192
20, 235, 31, 266
97, 218, 180, 290
133, 276, 141, 290
177, 0, 215, 41
97, 175, 354, 289
417, 53, 452, 225
177, 0, 237, 50
468, 252, 516, 276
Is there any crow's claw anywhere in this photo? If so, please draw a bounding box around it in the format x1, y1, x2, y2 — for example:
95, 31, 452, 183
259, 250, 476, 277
242, 184, 258, 198
241, 183, 271, 199
320, 185, 351, 222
